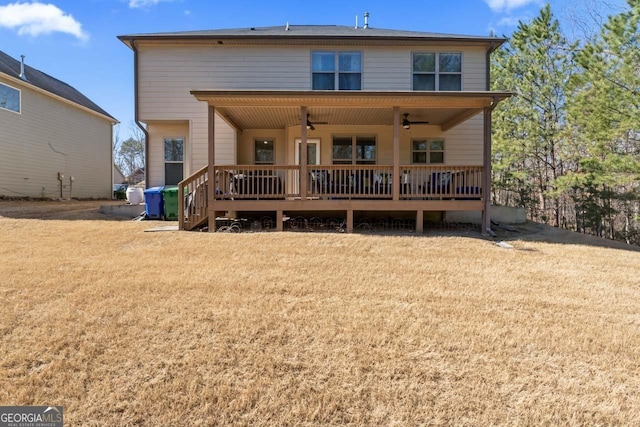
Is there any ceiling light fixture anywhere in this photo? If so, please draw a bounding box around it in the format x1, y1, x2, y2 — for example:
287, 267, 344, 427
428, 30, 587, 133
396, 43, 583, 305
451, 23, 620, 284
402, 113, 429, 130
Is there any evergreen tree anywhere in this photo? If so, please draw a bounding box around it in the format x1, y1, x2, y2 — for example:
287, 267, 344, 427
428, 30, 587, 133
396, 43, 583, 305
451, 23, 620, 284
566, 0, 640, 242
491, 5, 576, 226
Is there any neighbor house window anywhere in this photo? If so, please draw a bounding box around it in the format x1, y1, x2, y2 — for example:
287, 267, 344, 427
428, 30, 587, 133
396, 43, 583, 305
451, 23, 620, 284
312, 51, 362, 90
164, 137, 184, 185
413, 52, 462, 91
412, 139, 445, 164
0, 82, 20, 113
332, 135, 376, 164
254, 139, 274, 164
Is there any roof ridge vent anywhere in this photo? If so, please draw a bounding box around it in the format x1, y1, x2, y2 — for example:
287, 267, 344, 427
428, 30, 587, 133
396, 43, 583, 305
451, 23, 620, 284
19, 54, 28, 80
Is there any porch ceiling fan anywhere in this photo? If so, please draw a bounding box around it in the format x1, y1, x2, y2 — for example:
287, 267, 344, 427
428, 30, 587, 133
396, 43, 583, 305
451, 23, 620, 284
306, 114, 328, 131
402, 113, 429, 130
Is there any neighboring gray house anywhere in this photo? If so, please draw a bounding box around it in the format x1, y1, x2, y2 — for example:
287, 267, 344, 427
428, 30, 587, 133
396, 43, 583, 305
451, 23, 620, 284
0, 51, 117, 199
119, 20, 509, 232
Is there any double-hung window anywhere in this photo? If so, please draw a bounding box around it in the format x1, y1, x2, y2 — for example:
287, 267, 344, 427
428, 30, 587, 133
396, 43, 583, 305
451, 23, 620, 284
332, 135, 376, 164
312, 51, 362, 90
0, 82, 20, 113
164, 137, 184, 185
412, 139, 445, 164
413, 52, 462, 91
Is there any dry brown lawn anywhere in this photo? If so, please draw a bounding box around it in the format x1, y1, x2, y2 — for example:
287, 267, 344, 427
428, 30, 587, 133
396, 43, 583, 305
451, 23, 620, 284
1, 200, 639, 426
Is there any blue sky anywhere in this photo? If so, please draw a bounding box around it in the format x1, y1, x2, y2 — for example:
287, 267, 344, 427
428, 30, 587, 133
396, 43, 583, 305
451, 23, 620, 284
0, 0, 628, 141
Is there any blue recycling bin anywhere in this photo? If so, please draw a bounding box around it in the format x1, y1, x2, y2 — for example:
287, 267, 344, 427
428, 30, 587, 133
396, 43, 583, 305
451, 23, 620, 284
144, 186, 164, 219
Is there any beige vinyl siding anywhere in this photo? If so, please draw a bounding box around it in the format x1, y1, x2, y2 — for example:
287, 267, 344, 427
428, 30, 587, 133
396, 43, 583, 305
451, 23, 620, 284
361, 48, 411, 90
137, 43, 488, 171
0, 75, 112, 198
147, 122, 188, 188
460, 48, 487, 91
275, 115, 484, 166
146, 115, 235, 187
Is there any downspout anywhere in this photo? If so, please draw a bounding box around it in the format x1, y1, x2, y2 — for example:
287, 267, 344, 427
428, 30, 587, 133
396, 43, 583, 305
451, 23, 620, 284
131, 40, 150, 189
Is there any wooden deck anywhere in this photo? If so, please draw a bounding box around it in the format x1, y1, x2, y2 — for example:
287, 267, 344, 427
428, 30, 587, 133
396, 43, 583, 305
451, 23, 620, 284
179, 165, 484, 232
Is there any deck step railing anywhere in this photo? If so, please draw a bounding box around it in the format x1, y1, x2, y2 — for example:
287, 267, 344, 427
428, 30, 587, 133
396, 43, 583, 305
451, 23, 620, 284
179, 165, 208, 231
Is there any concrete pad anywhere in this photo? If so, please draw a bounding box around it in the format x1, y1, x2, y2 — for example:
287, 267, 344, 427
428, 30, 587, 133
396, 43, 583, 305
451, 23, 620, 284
100, 203, 146, 218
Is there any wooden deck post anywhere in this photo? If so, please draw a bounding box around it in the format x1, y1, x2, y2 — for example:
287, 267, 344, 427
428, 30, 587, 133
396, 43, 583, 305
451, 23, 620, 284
207, 105, 216, 232
416, 210, 423, 234
392, 107, 400, 201
276, 210, 284, 231
346, 210, 353, 233
482, 106, 492, 234
300, 106, 308, 201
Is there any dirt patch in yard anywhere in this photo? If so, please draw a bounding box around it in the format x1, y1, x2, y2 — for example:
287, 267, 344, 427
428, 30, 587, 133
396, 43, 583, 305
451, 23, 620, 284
0, 199, 128, 221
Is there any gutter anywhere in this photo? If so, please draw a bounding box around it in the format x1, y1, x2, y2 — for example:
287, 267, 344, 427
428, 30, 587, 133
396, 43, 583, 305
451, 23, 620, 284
131, 40, 150, 189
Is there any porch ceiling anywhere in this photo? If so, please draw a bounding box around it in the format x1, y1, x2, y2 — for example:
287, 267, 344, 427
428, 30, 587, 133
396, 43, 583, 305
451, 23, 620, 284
190, 90, 511, 131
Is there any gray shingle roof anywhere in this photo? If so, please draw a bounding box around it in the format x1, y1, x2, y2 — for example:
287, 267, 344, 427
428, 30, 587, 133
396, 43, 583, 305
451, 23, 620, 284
119, 25, 503, 44
0, 50, 115, 121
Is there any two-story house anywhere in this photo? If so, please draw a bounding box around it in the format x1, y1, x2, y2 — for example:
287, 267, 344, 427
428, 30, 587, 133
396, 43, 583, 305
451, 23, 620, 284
0, 51, 116, 199
118, 19, 509, 232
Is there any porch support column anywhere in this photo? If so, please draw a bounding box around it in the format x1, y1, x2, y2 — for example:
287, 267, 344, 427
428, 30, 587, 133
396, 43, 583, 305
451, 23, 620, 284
207, 105, 216, 233
346, 210, 353, 233
482, 106, 494, 235
276, 210, 283, 232
416, 210, 423, 234
392, 107, 400, 201
300, 106, 308, 201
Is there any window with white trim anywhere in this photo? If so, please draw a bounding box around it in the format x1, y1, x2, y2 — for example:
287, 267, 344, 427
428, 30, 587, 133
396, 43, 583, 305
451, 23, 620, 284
0, 82, 20, 113
412, 52, 462, 91
312, 51, 362, 90
412, 139, 445, 164
332, 135, 376, 164
254, 139, 274, 164
164, 137, 184, 185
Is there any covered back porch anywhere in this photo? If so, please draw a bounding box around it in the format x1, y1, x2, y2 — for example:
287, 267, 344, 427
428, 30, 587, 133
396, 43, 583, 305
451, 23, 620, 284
179, 90, 509, 232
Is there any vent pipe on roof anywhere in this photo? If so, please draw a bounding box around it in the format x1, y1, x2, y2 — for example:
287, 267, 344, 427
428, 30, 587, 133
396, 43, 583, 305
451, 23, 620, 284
19, 55, 27, 80
355, 15, 358, 29
363, 12, 369, 29
285, 21, 290, 31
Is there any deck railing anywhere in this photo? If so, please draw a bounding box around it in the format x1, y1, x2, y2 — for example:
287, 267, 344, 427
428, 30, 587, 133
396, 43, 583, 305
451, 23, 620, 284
179, 164, 484, 230
213, 165, 301, 199
179, 165, 208, 231
307, 165, 483, 200
399, 165, 484, 199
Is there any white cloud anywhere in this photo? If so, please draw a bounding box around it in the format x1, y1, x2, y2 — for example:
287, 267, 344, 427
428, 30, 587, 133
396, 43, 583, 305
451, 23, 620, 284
497, 16, 525, 27
484, 0, 541, 12
0, 2, 88, 41
128, 0, 175, 8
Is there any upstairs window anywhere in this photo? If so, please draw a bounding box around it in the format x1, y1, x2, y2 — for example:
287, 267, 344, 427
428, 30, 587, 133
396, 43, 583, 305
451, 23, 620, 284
413, 52, 462, 91
412, 139, 445, 164
312, 51, 362, 90
0, 82, 20, 113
